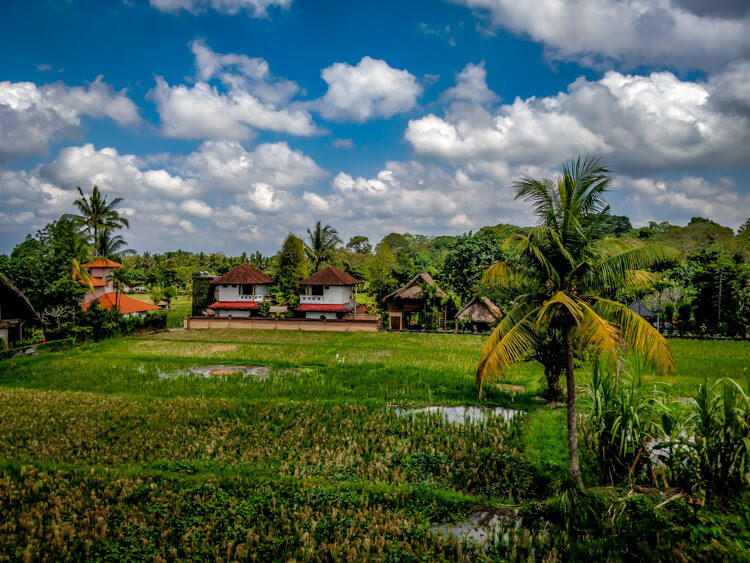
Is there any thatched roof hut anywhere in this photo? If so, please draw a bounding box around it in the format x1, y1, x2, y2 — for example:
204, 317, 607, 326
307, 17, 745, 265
382, 273, 450, 330
455, 296, 502, 325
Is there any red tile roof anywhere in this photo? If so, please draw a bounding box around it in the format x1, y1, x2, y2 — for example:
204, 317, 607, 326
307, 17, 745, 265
210, 263, 273, 285
73, 268, 108, 287
298, 266, 360, 286
81, 292, 159, 314
82, 258, 122, 268
295, 304, 347, 312
208, 301, 260, 310
79, 276, 108, 287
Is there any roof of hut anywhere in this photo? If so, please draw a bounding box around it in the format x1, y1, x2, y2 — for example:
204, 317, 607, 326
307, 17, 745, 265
0, 277, 41, 323
383, 272, 447, 302
455, 296, 502, 323
628, 300, 655, 318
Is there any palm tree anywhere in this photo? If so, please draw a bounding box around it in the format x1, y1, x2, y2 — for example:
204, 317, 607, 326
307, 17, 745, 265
305, 221, 342, 272
69, 186, 130, 256
96, 230, 136, 260
477, 155, 679, 485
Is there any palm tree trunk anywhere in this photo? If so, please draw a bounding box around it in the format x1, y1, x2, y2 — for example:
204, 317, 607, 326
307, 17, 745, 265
563, 323, 583, 486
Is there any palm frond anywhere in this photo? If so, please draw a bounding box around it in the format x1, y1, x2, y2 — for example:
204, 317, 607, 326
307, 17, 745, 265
482, 261, 524, 289
592, 298, 675, 375
536, 290, 584, 328
476, 303, 540, 387
581, 244, 680, 293
575, 300, 622, 360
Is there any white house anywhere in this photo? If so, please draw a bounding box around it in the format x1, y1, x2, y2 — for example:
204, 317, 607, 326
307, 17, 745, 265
296, 266, 362, 320
208, 263, 274, 318
79, 258, 120, 303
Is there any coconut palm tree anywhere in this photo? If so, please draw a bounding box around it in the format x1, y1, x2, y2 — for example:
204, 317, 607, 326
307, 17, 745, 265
69, 186, 130, 256
477, 155, 679, 485
305, 221, 342, 272
96, 230, 136, 260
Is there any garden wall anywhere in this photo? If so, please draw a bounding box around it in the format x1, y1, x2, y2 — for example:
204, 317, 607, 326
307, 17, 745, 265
183, 316, 380, 332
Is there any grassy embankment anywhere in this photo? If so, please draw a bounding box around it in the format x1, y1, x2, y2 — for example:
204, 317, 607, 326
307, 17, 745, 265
0, 331, 747, 560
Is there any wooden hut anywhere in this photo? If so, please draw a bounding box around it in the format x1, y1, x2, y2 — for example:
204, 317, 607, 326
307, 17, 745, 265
382, 273, 448, 330
0, 277, 41, 347
455, 296, 502, 333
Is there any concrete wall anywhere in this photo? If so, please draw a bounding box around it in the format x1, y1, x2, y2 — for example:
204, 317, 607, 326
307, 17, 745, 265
184, 316, 379, 332
305, 311, 338, 320
216, 284, 271, 301
300, 285, 353, 305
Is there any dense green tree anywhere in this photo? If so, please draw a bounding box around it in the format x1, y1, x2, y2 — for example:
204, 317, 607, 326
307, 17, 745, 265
366, 243, 399, 301
346, 236, 372, 255
275, 234, 307, 304
305, 222, 342, 272
441, 230, 504, 302
478, 155, 678, 484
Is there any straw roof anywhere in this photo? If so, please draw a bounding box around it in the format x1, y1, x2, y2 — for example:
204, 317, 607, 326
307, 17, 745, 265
383, 272, 447, 302
455, 296, 502, 323
0, 277, 41, 323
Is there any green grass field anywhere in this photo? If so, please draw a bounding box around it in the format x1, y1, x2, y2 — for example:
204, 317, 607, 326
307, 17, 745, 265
0, 330, 748, 560
129, 293, 192, 328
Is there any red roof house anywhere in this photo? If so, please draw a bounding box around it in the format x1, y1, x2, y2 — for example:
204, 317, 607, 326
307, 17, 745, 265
296, 266, 362, 319
82, 292, 159, 316
207, 263, 274, 317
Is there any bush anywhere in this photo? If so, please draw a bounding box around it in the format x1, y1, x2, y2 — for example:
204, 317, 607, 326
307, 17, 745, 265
580, 358, 667, 484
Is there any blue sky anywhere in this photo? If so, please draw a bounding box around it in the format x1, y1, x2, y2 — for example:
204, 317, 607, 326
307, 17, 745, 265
1, 0, 748, 255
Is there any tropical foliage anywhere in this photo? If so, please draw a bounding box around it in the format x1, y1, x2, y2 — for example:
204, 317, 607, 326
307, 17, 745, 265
305, 221, 342, 272
477, 155, 679, 483
68, 185, 130, 256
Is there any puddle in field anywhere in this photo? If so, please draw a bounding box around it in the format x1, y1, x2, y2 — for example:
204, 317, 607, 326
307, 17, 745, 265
432, 510, 514, 544
157, 365, 272, 380
393, 405, 520, 425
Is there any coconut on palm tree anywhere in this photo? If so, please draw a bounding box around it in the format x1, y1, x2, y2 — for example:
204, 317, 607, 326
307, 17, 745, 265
477, 155, 680, 485
69, 186, 130, 256
305, 221, 342, 272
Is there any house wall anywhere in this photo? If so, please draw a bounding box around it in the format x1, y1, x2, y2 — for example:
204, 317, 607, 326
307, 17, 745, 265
184, 316, 379, 332
305, 311, 338, 320
81, 285, 109, 304
217, 308, 253, 318
216, 284, 271, 301
300, 285, 353, 305
87, 267, 115, 292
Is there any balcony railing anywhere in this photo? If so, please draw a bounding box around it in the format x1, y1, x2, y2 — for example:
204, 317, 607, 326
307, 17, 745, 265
300, 295, 324, 304
236, 295, 269, 302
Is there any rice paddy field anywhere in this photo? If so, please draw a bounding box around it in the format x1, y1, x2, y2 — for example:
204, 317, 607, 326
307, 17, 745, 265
0, 330, 748, 561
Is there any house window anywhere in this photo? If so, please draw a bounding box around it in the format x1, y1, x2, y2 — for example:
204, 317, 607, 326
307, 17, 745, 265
311, 285, 324, 296
240, 284, 254, 296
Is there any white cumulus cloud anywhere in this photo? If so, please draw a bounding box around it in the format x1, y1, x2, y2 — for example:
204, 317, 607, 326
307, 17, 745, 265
314, 57, 422, 122
149, 0, 292, 17
0, 77, 139, 164
456, 0, 750, 71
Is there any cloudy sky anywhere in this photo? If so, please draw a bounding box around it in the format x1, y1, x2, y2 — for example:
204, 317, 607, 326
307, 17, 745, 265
1, 0, 749, 255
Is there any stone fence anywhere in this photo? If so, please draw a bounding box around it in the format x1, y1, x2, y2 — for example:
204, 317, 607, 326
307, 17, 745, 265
183, 315, 380, 332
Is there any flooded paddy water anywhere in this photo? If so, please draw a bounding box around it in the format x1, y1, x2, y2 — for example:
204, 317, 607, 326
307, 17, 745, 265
392, 405, 521, 425
156, 365, 279, 380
